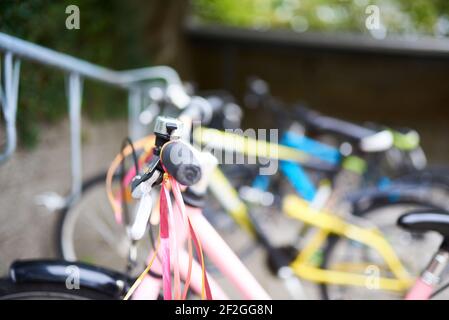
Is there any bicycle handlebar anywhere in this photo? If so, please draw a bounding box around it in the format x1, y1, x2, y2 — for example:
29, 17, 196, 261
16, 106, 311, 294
179, 96, 213, 125
129, 119, 202, 240
160, 140, 202, 186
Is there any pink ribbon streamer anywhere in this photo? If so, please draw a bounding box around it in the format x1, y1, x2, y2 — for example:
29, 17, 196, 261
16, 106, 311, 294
159, 181, 172, 300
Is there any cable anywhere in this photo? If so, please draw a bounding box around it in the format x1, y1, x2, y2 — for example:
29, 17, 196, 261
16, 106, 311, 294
430, 281, 449, 299
148, 209, 157, 252
120, 140, 130, 226
122, 137, 139, 174
106, 135, 154, 220
123, 233, 161, 300
119, 138, 143, 273
120, 137, 140, 226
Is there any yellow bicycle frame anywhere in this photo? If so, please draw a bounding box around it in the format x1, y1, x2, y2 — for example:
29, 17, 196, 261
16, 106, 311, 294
283, 195, 413, 292
194, 127, 414, 294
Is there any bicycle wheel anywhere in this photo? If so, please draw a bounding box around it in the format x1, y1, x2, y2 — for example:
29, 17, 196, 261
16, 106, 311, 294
395, 165, 449, 190
319, 201, 444, 300
0, 278, 115, 300
56, 172, 153, 274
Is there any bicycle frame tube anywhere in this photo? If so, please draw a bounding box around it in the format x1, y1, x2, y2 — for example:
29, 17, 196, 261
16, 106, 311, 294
188, 206, 271, 300
280, 160, 317, 201
132, 200, 268, 299
252, 131, 339, 192
132, 273, 162, 300
280, 131, 341, 165
278, 131, 341, 201
132, 250, 229, 300
208, 168, 255, 235
405, 278, 434, 300
193, 127, 314, 163
283, 195, 413, 292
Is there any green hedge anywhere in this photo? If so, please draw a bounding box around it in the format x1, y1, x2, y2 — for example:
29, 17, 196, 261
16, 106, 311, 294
1, 0, 151, 147
192, 0, 449, 37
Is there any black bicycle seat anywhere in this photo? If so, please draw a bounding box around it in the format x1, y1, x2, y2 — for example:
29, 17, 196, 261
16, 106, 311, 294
294, 105, 392, 152
398, 210, 449, 238
294, 105, 375, 140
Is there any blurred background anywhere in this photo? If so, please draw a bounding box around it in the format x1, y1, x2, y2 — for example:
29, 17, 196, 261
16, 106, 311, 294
1, 0, 449, 297
2, 0, 449, 156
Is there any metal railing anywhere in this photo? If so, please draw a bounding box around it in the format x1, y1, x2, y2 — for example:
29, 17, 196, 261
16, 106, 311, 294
0, 32, 185, 209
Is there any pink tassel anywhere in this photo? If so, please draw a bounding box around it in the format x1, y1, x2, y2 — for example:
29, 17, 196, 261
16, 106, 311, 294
159, 182, 172, 300
160, 238, 171, 300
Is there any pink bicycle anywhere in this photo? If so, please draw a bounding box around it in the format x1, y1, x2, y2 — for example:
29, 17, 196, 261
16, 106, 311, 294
0, 103, 270, 300
117, 113, 270, 300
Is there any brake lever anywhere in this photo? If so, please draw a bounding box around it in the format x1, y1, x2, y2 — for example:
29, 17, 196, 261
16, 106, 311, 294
129, 116, 183, 240
129, 154, 163, 241
130, 155, 161, 199
130, 170, 161, 241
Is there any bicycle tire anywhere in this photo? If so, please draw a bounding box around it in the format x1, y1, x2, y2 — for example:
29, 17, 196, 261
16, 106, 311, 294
395, 165, 449, 191
56, 171, 152, 273
56, 172, 109, 260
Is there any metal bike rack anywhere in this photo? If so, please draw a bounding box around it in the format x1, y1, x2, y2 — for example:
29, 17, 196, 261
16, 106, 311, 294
0, 32, 184, 209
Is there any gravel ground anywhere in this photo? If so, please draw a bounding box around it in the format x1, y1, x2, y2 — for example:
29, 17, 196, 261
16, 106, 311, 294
1, 118, 448, 299
0, 118, 128, 275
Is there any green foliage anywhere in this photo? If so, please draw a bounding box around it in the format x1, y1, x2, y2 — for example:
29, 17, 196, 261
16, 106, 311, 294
192, 0, 449, 37
0, 0, 152, 148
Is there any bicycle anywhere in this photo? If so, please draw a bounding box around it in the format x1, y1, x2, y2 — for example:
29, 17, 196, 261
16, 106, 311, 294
0, 104, 271, 300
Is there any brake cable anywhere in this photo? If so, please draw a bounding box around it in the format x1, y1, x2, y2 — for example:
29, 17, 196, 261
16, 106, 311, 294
120, 138, 139, 226
430, 280, 449, 299
123, 233, 161, 300
119, 138, 141, 272
106, 135, 154, 224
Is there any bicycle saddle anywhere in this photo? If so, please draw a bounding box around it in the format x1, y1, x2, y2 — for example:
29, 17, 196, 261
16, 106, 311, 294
294, 105, 393, 153
398, 210, 449, 238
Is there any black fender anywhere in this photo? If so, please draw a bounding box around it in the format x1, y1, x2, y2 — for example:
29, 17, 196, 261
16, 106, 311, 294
9, 259, 130, 299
